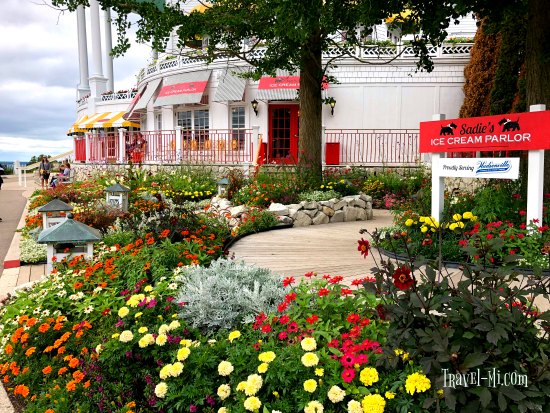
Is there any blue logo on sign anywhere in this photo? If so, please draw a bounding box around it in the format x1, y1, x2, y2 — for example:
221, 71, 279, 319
475, 160, 512, 175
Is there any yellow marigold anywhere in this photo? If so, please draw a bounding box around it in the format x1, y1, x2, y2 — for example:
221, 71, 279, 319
361, 394, 386, 413
156, 334, 167, 346
144, 285, 153, 292
463, 211, 473, 220
180, 339, 192, 347
384, 391, 395, 399
405, 372, 431, 395
301, 337, 317, 351
217, 384, 231, 400
258, 351, 276, 363
303, 379, 318, 393
127, 294, 145, 307
420, 226, 428, 233
159, 365, 171, 380
117, 307, 130, 318
218, 408, 228, 413
394, 348, 409, 361
257, 363, 269, 373
139, 334, 154, 348
154, 382, 168, 398
457, 221, 465, 228
405, 218, 414, 227
315, 368, 324, 377
158, 324, 170, 335
177, 347, 191, 361
359, 367, 379, 386
218, 361, 234, 376
449, 223, 458, 231
327, 385, 346, 403
243, 396, 261, 411
236, 381, 247, 391
347, 400, 362, 413
228, 330, 241, 343
119, 330, 134, 343
138, 327, 148, 334
168, 320, 180, 330
452, 213, 462, 221
301, 352, 319, 367
304, 400, 324, 413
170, 362, 183, 377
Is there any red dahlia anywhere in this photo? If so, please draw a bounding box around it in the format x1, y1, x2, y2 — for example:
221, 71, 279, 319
357, 238, 370, 258
392, 266, 414, 290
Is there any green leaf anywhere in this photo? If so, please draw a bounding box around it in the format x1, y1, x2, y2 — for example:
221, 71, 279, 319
503, 386, 526, 401
461, 352, 488, 369
471, 386, 492, 407
463, 331, 475, 339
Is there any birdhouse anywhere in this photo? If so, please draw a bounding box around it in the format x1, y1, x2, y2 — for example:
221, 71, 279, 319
37, 214, 102, 273
104, 183, 130, 212
217, 177, 229, 197
37, 199, 73, 228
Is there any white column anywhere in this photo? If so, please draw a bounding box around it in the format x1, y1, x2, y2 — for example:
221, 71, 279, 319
527, 104, 546, 226
175, 126, 182, 161
76, 5, 90, 99
89, 0, 107, 97
430, 114, 446, 223
104, 8, 114, 92
85, 132, 91, 162
251, 125, 259, 165
118, 128, 126, 163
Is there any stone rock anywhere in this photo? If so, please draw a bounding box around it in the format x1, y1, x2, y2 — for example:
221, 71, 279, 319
312, 212, 329, 225
322, 206, 335, 217
301, 201, 318, 210
229, 218, 240, 228
333, 199, 348, 210
319, 200, 334, 209
287, 203, 303, 211
277, 216, 294, 225
366, 206, 373, 220
229, 205, 249, 218
269, 203, 289, 216
302, 209, 318, 218
330, 210, 345, 222
359, 193, 372, 203
288, 208, 300, 219
343, 206, 364, 222
293, 211, 312, 227
350, 198, 366, 208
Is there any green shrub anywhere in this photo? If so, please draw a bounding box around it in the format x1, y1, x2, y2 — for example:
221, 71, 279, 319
234, 209, 279, 237
19, 235, 47, 264
174, 259, 287, 333
101, 230, 136, 247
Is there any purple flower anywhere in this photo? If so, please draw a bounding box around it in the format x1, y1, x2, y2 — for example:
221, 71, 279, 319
115, 319, 125, 328
147, 298, 157, 308
205, 395, 215, 406
189, 405, 197, 412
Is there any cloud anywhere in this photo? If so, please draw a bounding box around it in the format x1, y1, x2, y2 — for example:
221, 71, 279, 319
0, 0, 152, 162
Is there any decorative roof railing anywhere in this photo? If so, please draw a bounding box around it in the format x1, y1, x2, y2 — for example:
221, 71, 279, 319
138, 43, 472, 82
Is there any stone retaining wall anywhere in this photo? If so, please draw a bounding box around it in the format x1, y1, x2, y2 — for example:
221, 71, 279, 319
211, 194, 373, 228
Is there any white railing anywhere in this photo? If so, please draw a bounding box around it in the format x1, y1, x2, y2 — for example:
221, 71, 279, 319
138, 43, 473, 82
100, 91, 138, 102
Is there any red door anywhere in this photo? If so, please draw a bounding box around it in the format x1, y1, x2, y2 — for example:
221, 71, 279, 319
268, 104, 299, 164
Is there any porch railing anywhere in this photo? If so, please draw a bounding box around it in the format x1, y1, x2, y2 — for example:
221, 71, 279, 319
325, 129, 420, 165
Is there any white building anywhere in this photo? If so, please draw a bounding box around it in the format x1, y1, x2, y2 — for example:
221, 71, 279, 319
70, 2, 476, 167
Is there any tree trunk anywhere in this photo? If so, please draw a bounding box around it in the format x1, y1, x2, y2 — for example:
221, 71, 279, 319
298, 37, 323, 186
525, 0, 550, 194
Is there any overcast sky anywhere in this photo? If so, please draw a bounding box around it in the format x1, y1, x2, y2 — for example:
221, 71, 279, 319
0, 0, 150, 163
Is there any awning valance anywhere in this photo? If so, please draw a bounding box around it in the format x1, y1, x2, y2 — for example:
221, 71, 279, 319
67, 114, 89, 135
79, 112, 140, 129
134, 78, 162, 111
257, 75, 300, 101
125, 84, 147, 119
154, 71, 211, 106
213, 67, 247, 102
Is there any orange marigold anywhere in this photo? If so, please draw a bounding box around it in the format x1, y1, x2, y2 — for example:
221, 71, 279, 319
66, 380, 76, 392
58, 367, 68, 375
25, 347, 36, 357
38, 323, 50, 333
5, 344, 13, 355
13, 384, 29, 398
42, 366, 52, 375
68, 358, 80, 368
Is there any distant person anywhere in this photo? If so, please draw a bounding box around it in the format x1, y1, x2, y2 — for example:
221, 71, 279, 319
50, 163, 72, 188
39, 156, 52, 189
0, 174, 3, 190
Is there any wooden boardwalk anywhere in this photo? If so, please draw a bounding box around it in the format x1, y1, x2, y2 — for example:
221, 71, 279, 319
229, 209, 394, 282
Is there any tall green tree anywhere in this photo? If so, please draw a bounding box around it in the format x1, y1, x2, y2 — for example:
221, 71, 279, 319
53, 0, 549, 187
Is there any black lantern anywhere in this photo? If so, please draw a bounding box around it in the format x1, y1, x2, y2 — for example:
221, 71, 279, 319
251, 99, 259, 116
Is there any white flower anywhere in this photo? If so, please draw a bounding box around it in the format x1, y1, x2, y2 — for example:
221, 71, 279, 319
83, 305, 94, 314
119, 330, 134, 343
155, 382, 168, 398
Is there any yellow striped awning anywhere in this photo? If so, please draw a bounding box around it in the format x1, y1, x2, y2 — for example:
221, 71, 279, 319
79, 112, 140, 129
67, 114, 89, 135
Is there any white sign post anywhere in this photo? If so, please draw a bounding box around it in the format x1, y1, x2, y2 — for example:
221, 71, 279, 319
526, 104, 545, 226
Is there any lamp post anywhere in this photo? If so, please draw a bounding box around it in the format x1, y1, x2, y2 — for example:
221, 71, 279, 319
104, 183, 130, 212
37, 214, 102, 273
37, 199, 74, 228
251, 99, 259, 116
217, 177, 229, 197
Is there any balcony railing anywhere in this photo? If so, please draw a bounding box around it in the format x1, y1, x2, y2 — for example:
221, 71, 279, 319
138, 43, 473, 82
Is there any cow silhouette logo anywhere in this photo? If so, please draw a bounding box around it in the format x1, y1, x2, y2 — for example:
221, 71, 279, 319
439, 122, 457, 136
498, 118, 520, 132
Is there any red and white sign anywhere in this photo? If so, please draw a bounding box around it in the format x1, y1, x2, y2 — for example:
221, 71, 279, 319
158, 81, 208, 97
420, 110, 550, 153
258, 76, 330, 90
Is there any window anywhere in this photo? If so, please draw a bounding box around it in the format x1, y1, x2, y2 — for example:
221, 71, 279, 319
155, 113, 163, 131
176, 109, 209, 148
231, 106, 246, 149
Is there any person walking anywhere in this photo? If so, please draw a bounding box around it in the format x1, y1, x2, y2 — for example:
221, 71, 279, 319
39, 156, 52, 189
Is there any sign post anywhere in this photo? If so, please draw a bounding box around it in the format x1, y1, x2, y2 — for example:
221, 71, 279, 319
420, 106, 550, 225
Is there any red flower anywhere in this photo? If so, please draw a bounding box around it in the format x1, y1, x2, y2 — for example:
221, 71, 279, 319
286, 322, 299, 333
357, 238, 370, 258
318, 288, 329, 297
329, 275, 344, 284
306, 315, 319, 325
304, 271, 315, 278
339, 353, 356, 368
486, 234, 493, 240
347, 314, 360, 324
261, 324, 272, 333
282, 277, 295, 287
341, 288, 353, 296
422, 238, 433, 246
278, 314, 290, 325
458, 239, 468, 247
392, 266, 414, 291
519, 210, 526, 216
277, 302, 288, 313
285, 292, 297, 303
342, 368, 356, 383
